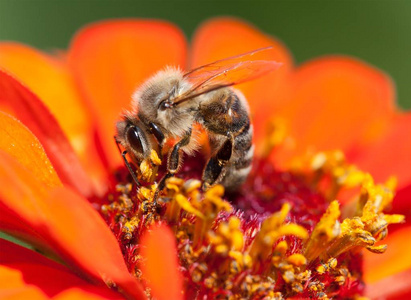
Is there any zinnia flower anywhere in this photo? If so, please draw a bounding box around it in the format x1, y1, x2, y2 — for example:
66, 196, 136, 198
0, 17, 410, 299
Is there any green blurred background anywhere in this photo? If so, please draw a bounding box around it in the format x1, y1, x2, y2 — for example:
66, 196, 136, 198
1, 0, 410, 109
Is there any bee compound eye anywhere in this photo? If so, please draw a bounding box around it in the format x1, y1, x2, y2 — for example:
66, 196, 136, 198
159, 100, 172, 111
126, 126, 145, 154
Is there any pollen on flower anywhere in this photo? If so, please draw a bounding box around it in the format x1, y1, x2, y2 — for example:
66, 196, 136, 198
98, 131, 404, 299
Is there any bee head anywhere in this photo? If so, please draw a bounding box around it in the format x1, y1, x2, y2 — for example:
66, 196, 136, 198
116, 117, 156, 163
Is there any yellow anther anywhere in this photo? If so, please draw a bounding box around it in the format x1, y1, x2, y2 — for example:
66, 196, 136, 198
287, 254, 307, 267
175, 194, 205, 218
165, 182, 181, 193
279, 203, 291, 222
326, 217, 377, 258
275, 241, 288, 254
261, 117, 288, 157
138, 186, 156, 201
352, 174, 405, 247
192, 185, 234, 248
209, 216, 245, 256
328, 257, 337, 268
366, 244, 387, 254
243, 254, 253, 269
311, 152, 327, 171
311, 150, 345, 171
316, 258, 337, 274
205, 184, 225, 199
139, 159, 153, 181
384, 214, 405, 225
249, 204, 308, 263
282, 270, 295, 283
149, 149, 162, 165
167, 176, 185, 186
229, 216, 241, 229
228, 251, 252, 272
122, 216, 140, 240
335, 166, 366, 188
183, 179, 202, 194
316, 264, 326, 274
215, 244, 229, 254
228, 250, 243, 262
232, 231, 244, 251
385, 176, 398, 191
278, 224, 309, 239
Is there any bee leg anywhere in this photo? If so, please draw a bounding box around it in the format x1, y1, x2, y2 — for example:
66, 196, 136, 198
154, 129, 192, 200
114, 137, 140, 186
202, 137, 233, 191
148, 122, 165, 160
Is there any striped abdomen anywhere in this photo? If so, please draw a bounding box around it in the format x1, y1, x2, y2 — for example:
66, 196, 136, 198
198, 88, 254, 191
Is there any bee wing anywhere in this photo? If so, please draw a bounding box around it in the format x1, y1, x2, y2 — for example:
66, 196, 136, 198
173, 47, 281, 105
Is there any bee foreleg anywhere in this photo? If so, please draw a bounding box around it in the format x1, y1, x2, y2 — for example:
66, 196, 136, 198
154, 129, 192, 200
114, 137, 140, 187
202, 136, 233, 191
148, 122, 165, 159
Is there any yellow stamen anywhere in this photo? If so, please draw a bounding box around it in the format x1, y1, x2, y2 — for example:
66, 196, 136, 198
249, 203, 308, 264
261, 117, 288, 157
122, 216, 139, 240
304, 200, 341, 261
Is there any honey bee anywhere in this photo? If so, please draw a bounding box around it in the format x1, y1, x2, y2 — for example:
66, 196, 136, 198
115, 47, 279, 195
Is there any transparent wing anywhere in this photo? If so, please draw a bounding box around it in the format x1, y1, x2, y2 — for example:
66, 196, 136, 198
172, 47, 281, 105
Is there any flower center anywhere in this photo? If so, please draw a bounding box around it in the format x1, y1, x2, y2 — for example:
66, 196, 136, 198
99, 147, 403, 299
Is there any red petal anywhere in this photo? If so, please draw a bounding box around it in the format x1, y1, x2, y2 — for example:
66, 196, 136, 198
0, 265, 120, 300
271, 56, 396, 168
69, 19, 187, 168
0, 238, 68, 272
0, 152, 145, 299
393, 184, 411, 221
141, 224, 183, 300
0, 70, 103, 197
190, 17, 293, 146
0, 239, 121, 299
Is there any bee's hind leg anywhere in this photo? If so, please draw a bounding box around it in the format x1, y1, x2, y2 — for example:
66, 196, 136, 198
154, 129, 192, 201
202, 137, 233, 191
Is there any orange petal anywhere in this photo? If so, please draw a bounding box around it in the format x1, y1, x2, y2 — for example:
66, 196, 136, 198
271, 56, 396, 167
0, 70, 103, 197
141, 224, 183, 300
366, 269, 411, 300
0, 152, 146, 299
69, 19, 187, 168
0, 239, 121, 300
0, 43, 101, 173
0, 112, 61, 188
363, 225, 411, 283
190, 17, 293, 144
353, 112, 411, 190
